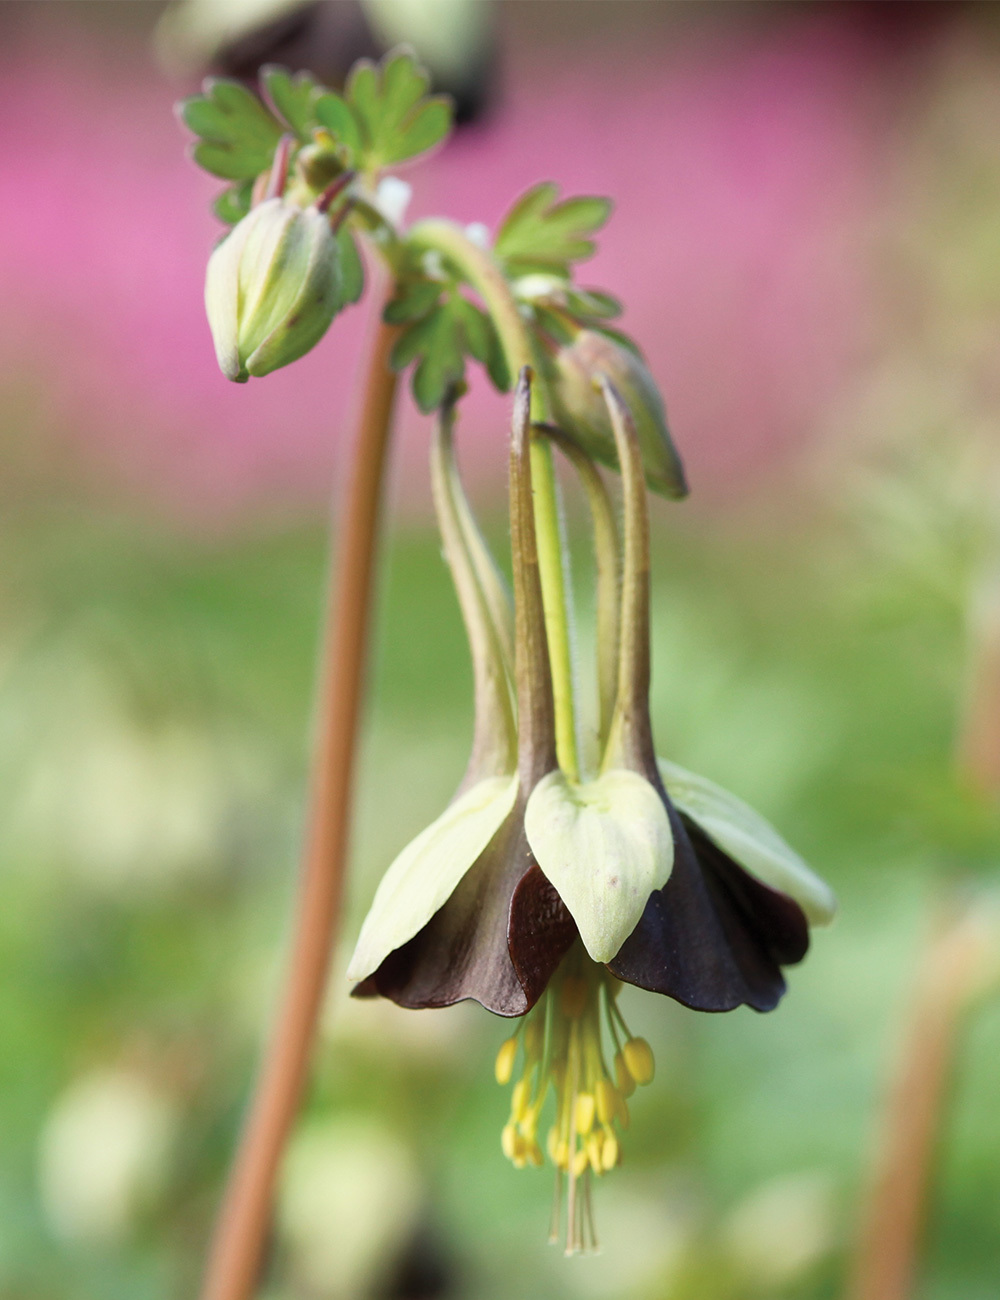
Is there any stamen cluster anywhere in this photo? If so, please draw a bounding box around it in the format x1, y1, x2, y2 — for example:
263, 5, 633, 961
495, 945, 654, 1253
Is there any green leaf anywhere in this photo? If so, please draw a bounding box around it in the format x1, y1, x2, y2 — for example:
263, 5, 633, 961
313, 91, 364, 158
496, 182, 613, 274
451, 296, 491, 362
383, 97, 451, 165
564, 287, 622, 320
337, 226, 365, 305
180, 78, 283, 180
262, 65, 320, 138
346, 59, 380, 143
485, 334, 511, 393
346, 774, 519, 982
412, 310, 466, 413
389, 307, 444, 371
190, 141, 267, 182
658, 759, 837, 926
388, 289, 507, 409
383, 279, 443, 325
212, 180, 253, 225
382, 48, 429, 121
345, 47, 453, 168
525, 770, 673, 963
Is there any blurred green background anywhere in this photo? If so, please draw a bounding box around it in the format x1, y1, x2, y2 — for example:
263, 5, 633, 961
2, 2, 1000, 1299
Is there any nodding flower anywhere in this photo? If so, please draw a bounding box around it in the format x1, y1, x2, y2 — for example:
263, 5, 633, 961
348, 368, 835, 1252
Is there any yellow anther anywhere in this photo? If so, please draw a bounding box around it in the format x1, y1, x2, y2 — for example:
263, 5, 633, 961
501, 1122, 518, 1161
595, 1077, 618, 1126
494, 1036, 518, 1085
547, 1127, 561, 1163
614, 1049, 637, 1097
511, 1078, 531, 1121
587, 1132, 603, 1173
556, 1139, 571, 1169
616, 1092, 630, 1129
623, 1036, 654, 1085
512, 1131, 530, 1168
571, 1146, 589, 1178
601, 1129, 619, 1170
528, 1140, 544, 1168
574, 1092, 595, 1134
559, 976, 588, 1019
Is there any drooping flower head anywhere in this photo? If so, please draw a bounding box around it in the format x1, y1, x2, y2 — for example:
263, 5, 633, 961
349, 368, 835, 1250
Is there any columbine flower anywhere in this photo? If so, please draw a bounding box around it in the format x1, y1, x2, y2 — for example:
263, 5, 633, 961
349, 369, 834, 1251
204, 140, 344, 382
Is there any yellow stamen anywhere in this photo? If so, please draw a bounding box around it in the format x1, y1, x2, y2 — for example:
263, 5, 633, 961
595, 1077, 618, 1126
614, 1048, 637, 1097
494, 1036, 518, 1085
623, 1036, 655, 1085
574, 1092, 595, 1135
493, 945, 658, 1252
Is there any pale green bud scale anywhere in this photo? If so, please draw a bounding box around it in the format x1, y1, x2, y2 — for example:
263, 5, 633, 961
550, 330, 688, 499
204, 196, 342, 382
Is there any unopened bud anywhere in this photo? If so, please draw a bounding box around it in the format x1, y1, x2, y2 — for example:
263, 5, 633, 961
549, 330, 687, 498
205, 196, 342, 382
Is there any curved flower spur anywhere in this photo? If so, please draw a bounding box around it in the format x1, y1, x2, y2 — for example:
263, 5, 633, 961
349, 368, 835, 1251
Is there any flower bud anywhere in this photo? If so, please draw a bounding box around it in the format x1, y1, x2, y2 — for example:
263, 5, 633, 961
205, 196, 342, 382
549, 330, 688, 498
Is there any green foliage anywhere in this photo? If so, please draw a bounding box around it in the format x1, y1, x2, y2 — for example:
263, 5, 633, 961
261, 65, 322, 139
345, 49, 451, 168
313, 91, 365, 160
386, 281, 508, 413
495, 182, 613, 277
181, 49, 452, 205
212, 180, 253, 226
178, 78, 283, 181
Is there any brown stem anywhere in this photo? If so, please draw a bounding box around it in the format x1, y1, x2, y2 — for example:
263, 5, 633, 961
200, 312, 401, 1300
845, 903, 989, 1300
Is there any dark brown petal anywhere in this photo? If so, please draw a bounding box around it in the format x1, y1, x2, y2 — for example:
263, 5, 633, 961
607, 798, 807, 1013
507, 864, 577, 1006
355, 799, 569, 1017
687, 819, 810, 968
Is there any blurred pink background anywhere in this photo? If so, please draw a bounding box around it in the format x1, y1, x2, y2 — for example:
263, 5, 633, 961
0, 4, 967, 522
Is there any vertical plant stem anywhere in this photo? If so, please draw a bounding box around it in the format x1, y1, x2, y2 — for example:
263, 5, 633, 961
408, 219, 580, 779
200, 313, 400, 1300
845, 905, 987, 1300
